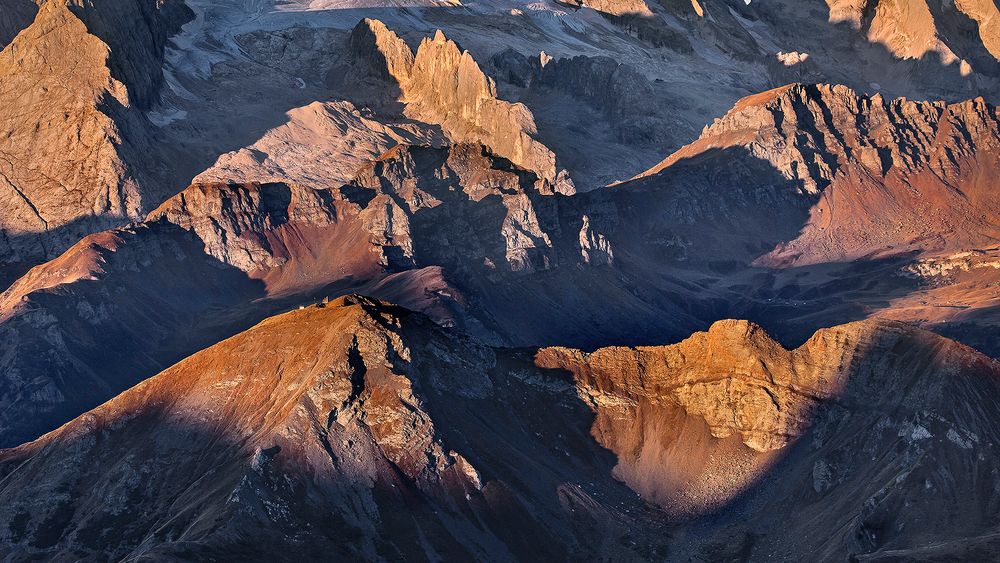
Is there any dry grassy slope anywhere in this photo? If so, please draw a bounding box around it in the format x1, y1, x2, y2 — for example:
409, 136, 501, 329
0, 0, 190, 264
1, 298, 998, 559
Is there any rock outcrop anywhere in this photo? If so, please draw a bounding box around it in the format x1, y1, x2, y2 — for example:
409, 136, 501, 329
2, 81, 1000, 447
826, 0, 1000, 74
1, 300, 999, 560
0, 142, 574, 446
0, 0, 191, 265
632, 83, 1000, 265
194, 101, 439, 191
348, 18, 414, 84
0, 296, 665, 560
349, 19, 574, 194
537, 318, 1000, 539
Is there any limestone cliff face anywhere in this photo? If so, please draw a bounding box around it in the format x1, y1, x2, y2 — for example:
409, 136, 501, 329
348, 19, 573, 194
348, 18, 414, 84
536, 318, 1000, 519
149, 182, 340, 273
0, 0, 191, 264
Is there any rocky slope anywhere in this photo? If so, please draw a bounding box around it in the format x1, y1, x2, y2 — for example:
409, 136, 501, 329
2, 82, 1000, 446
631, 83, 1000, 266
539, 316, 1000, 560
1, 298, 998, 560
0, 296, 669, 560
0, 142, 577, 447
0, 2, 999, 560
0, 0, 191, 268
827, 0, 1000, 74
194, 101, 441, 193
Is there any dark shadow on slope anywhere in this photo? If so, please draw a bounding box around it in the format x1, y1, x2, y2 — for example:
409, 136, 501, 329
532, 318, 1000, 560
0, 0, 37, 49
155, 22, 409, 204
716, 254, 924, 347
0, 303, 674, 561
935, 302, 1000, 360
579, 0, 998, 104
928, 0, 1000, 77
66, 0, 193, 109
675, 324, 1000, 560
0, 214, 166, 292
0, 222, 268, 448
753, 0, 998, 103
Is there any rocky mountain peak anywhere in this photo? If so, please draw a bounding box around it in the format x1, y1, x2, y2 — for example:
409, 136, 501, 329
0, 0, 192, 265
825, 0, 1000, 75
349, 19, 574, 195
536, 316, 1000, 516
643, 82, 998, 192
348, 17, 414, 84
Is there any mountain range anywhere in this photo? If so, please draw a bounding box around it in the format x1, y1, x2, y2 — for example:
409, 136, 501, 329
1, 0, 999, 560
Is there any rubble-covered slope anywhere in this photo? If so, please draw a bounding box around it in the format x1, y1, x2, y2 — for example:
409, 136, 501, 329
1, 83, 999, 448
630, 83, 1000, 266
1, 299, 999, 560
0, 296, 669, 561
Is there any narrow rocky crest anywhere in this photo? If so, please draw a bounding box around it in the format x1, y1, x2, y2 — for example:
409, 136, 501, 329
349, 19, 573, 194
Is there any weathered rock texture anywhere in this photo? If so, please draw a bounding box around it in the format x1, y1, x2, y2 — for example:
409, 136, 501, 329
1, 300, 999, 560
1, 85, 999, 447
635, 83, 1000, 266
537, 317, 1000, 559
826, 0, 1000, 74
0, 142, 573, 446
0, 0, 191, 264
194, 101, 439, 191
349, 19, 573, 194
0, 296, 668, 560
558, 0, 653, 16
